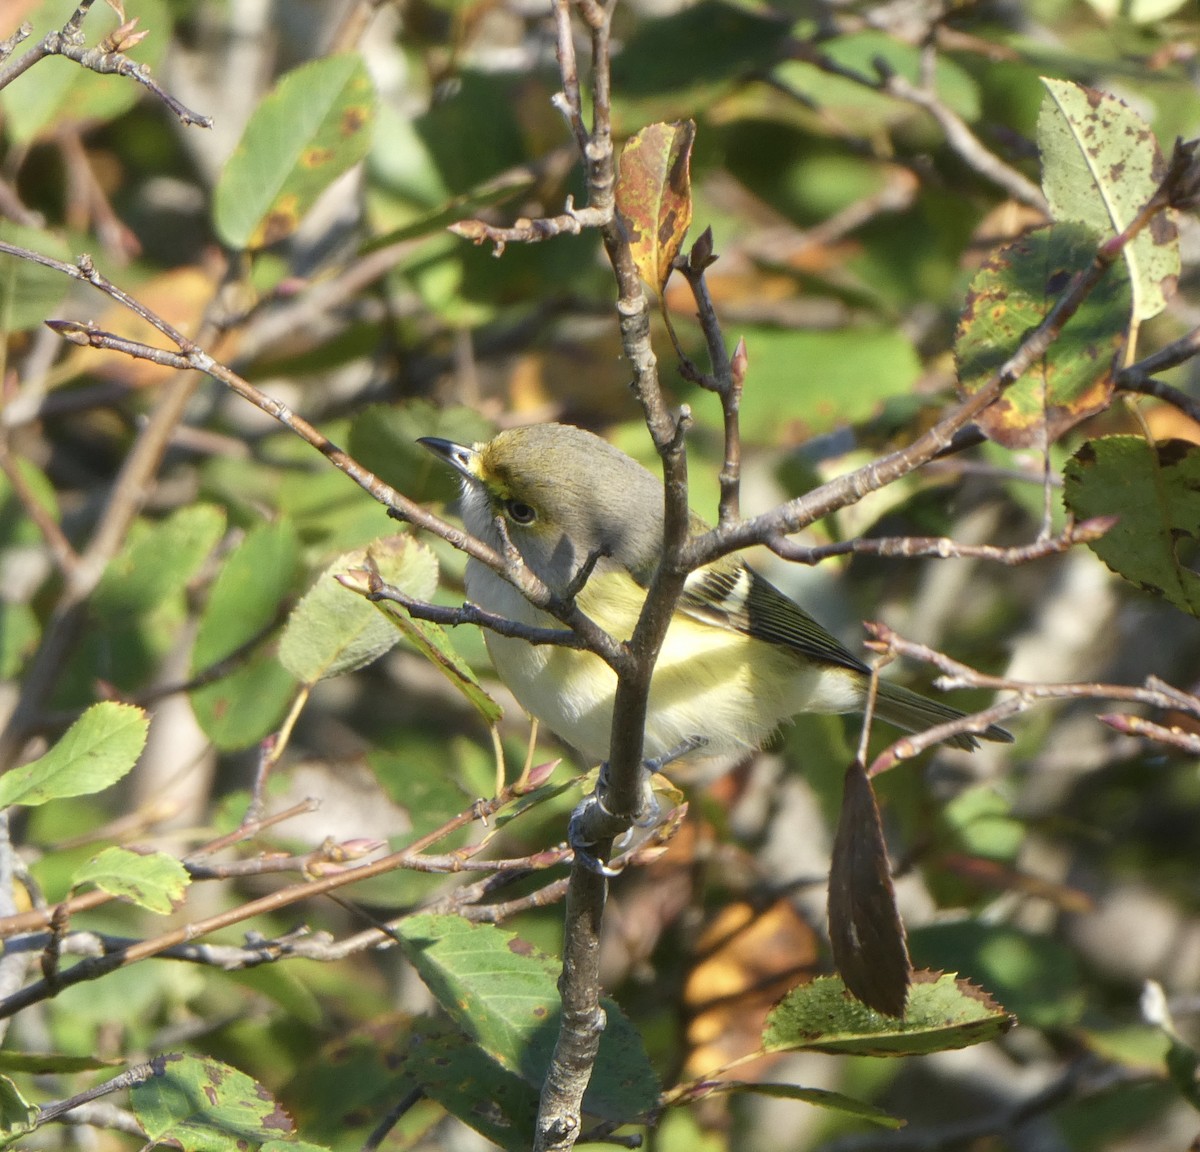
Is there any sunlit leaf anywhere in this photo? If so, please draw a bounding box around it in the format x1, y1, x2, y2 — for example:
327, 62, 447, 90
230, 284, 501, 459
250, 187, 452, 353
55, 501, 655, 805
0, 703, 148, 807
397, 914, 659, 1122
764, 971, 1014, 1056
909, 922, 1084, 1029
1039, 78, 1178, 321
72, 846, 190, 914
279, 536, 435, 683
956, 223, 1129, 447
214, 54, 377, 249
616, 120, 695, 291
132, 1053, 295, 1150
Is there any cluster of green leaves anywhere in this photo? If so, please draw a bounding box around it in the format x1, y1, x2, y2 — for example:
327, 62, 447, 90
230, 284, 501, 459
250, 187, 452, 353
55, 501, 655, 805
0, 0, 1198, 1149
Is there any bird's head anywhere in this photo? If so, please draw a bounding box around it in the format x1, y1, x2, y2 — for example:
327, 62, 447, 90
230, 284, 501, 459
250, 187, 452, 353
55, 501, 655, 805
419, 423, 665, 593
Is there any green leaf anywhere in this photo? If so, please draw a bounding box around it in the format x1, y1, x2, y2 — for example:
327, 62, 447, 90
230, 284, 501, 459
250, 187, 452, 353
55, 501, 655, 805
763, 970, 1014, 1056
191, 520, 301, 673
615, 120, 696, 292
1039, 78, 1179, 322
909, 922, 1084, 1029
131, 1053, 295, 1151
1063, 437, 1200, 618
93, 505, 227, 622
339, 566, 503, 726
214, 53, 377, 249
406, 1019, 539, 1152
0, 223, 72, 333
689, 1081, 902, 1128
956, 223, 1129, 448
190, 655, 297, 751
0, 1075, 37, 1142
737, 326, 922, 442
0, 703, 148, 808
72, 847, 190, 914
396, 913, 660, 1122
279, 536, 435, 684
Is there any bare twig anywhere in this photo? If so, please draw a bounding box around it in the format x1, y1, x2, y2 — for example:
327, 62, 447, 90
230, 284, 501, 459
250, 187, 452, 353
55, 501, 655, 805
1099, 713, 1200, 755
449, 200, 607, 255
0, 1, 211, 127
874, 62, 1048, 212
769, 516, 1117, 567
34, 1058, 163, 1128
685, 158, 1186, 570
864, 622, 1200, 774
358, 573, 588, 648
10, 241, 626, 675
0, 788, 523, 1016
1116, 325, 1200, 424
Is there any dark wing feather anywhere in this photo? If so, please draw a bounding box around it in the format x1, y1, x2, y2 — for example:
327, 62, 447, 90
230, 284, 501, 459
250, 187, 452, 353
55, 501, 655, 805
678, 562, 871, 676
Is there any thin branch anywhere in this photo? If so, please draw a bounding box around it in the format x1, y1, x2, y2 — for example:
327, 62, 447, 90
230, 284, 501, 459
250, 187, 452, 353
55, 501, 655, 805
863, 622, 1200, 774
34, 1058, 163, 1127
13, 246, 626, 674
1115, 325, 1200, 424
0, 1, 211, 127
356, 572, 588, 648
0, 790, 519, 1016
769, 515, 1117, 567
449, 199, 607, 255
684, 159, 1185, 571
874, 62, 1047, 211
0, 800, 321, 939
1099, 713, 1200, 755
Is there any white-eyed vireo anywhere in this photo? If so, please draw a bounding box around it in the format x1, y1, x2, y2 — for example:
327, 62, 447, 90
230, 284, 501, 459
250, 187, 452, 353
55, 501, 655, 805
420, 423, 1011, 764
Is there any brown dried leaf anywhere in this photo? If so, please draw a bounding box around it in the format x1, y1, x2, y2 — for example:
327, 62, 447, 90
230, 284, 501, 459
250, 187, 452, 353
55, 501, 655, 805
828, 760, 912, 1018
615, 120, 695, 291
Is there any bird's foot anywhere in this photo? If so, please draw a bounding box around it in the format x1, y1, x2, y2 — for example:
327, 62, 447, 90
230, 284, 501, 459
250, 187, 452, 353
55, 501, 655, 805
569, 737, 707, 874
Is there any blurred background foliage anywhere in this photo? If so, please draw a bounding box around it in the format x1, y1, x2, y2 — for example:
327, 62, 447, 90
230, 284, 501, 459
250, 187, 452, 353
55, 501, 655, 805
1, 0, 1200, 1148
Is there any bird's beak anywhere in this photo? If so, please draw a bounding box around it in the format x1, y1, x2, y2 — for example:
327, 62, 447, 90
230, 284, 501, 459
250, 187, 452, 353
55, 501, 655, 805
417, 436, 480, 483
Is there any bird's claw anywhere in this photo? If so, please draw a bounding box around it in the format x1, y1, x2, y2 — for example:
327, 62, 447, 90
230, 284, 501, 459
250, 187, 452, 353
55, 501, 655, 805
568, 794, 625, 876
568, 737, 707, 874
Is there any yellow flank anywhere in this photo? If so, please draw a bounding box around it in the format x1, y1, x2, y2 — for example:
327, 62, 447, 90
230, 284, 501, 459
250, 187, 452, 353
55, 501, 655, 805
478, 564, 861, 763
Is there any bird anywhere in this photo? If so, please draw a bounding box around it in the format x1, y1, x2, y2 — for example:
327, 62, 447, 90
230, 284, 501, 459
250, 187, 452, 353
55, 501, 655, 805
420, 423, 1011, 767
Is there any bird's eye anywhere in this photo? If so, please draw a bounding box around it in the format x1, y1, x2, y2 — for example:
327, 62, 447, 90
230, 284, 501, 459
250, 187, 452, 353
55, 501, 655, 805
505, 499, 537, 525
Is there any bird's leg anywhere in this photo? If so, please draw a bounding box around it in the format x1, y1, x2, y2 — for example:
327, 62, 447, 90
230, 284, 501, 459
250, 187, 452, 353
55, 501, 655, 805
630, 734, 708, 828
568, 736, 708, 875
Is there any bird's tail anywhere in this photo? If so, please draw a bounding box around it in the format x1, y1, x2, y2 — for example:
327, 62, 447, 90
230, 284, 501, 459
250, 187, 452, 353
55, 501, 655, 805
872, 681, 1012, 752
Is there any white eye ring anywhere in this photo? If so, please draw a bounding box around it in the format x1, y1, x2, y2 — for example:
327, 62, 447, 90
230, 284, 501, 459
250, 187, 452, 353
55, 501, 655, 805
505, 499, 536, 525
